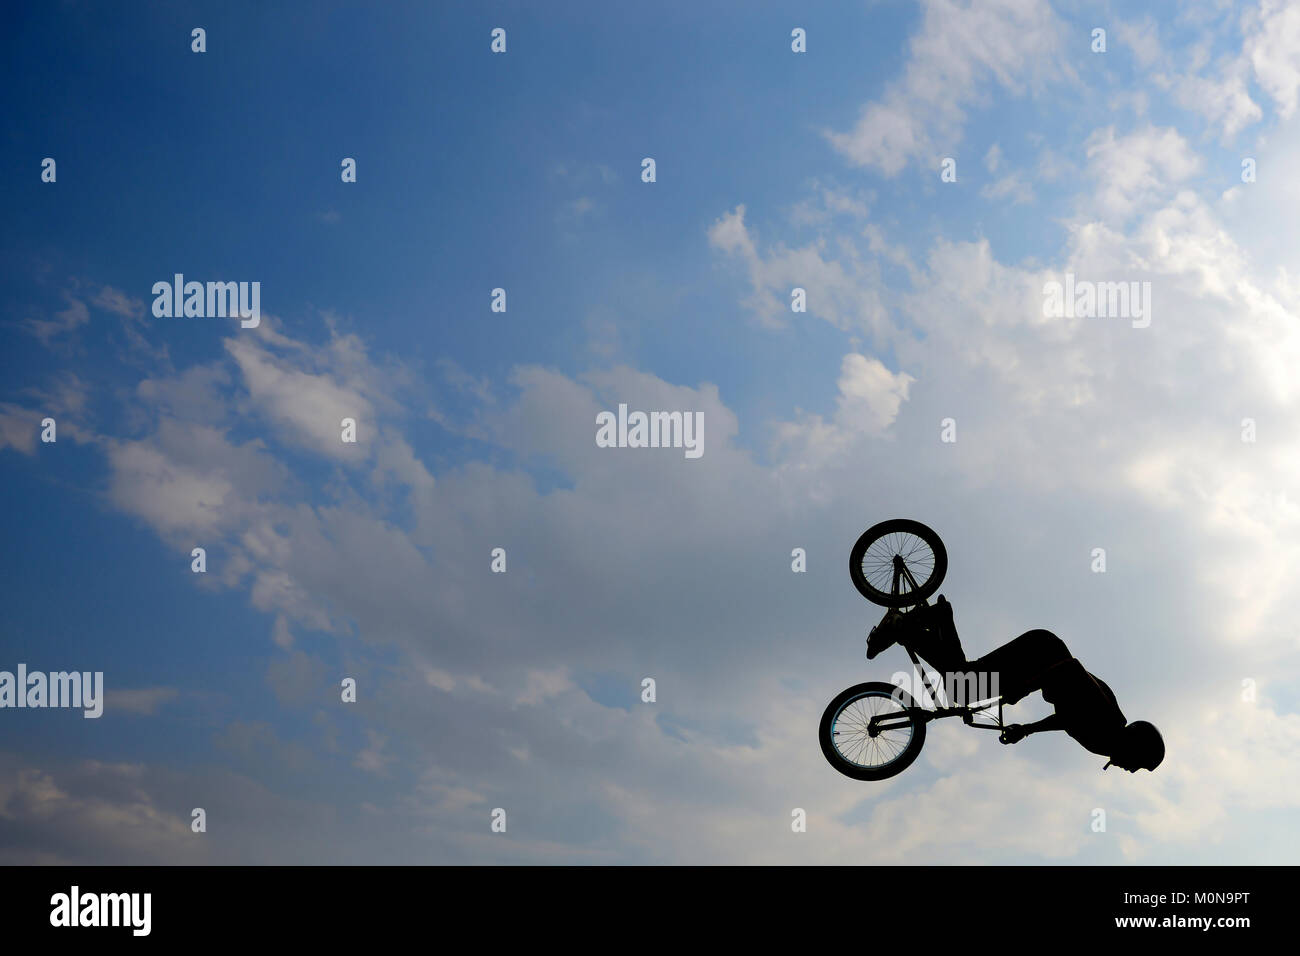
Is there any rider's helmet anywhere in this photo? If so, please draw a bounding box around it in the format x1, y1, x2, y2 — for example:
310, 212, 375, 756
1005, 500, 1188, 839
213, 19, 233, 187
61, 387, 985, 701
1108, 720, 1164, 771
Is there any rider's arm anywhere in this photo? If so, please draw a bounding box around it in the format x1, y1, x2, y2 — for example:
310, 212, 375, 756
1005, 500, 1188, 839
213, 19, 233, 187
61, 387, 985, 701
1021, 714, 1066, 736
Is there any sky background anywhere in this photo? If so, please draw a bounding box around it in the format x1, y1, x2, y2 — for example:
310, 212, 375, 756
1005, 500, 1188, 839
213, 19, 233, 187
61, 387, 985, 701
2, 0, 1299, 863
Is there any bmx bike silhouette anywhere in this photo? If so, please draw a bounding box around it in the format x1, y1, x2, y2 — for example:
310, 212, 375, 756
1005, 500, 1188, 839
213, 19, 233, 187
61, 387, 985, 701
819, 518, 1009, 781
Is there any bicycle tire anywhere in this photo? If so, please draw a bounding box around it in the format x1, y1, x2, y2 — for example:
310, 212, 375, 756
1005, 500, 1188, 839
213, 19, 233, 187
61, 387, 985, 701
849, 518, 947, 608
819, 681, 927, 781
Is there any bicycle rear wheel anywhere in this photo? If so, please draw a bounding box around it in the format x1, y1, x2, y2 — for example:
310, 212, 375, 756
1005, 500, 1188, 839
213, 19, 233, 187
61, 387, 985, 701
849, 518, 947, 608
819, 681, 927, 781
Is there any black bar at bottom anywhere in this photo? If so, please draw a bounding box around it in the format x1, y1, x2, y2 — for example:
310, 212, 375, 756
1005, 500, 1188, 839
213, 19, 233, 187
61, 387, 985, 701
0, 865, 1279, 941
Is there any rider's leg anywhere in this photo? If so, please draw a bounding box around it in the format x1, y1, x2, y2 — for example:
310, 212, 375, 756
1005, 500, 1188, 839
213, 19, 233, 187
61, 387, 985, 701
967, 629, 1071, 706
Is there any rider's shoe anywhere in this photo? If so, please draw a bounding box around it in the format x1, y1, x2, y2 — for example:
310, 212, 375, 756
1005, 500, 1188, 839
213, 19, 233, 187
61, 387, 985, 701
867, 609, 907, 659
867, 601, 944, 659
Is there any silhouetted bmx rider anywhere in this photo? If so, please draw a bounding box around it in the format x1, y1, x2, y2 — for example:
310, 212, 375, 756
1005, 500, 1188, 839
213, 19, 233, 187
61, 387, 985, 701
867, 596, 1164, 772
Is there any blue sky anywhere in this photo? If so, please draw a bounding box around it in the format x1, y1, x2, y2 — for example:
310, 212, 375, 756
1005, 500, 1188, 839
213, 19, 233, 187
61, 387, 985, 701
3, 0, 1300, 863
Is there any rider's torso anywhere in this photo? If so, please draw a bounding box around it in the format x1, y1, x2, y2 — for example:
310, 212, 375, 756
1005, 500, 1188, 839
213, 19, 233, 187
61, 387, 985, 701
1043, 661, 1127, 754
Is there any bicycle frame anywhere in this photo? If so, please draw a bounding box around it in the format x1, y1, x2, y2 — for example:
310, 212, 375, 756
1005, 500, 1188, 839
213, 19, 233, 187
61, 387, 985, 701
867, 560, 1005, 736
867, 640, 1005, 735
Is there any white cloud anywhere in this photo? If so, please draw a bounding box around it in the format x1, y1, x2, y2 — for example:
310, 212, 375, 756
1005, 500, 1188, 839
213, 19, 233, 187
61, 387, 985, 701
0, 761, 200, 865
983, 143, 1003, 173
225, 335, 374, 460
708, 204, 891, 333
92, 285, 144, 318
516, 669, 575, 706
825, 0, 1067, 175
27, 293, 89, 344
1082, 126, 1201, 222
106, 438, 239, 536
0, 404, 42, 455
774, 353, 915, 462
981, 170, 1035, 205
1244, 0, 1300, 117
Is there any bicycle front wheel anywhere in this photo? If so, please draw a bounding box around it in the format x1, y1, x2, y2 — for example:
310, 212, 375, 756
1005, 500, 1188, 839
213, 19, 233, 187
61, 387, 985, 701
819, 681, 927, 781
